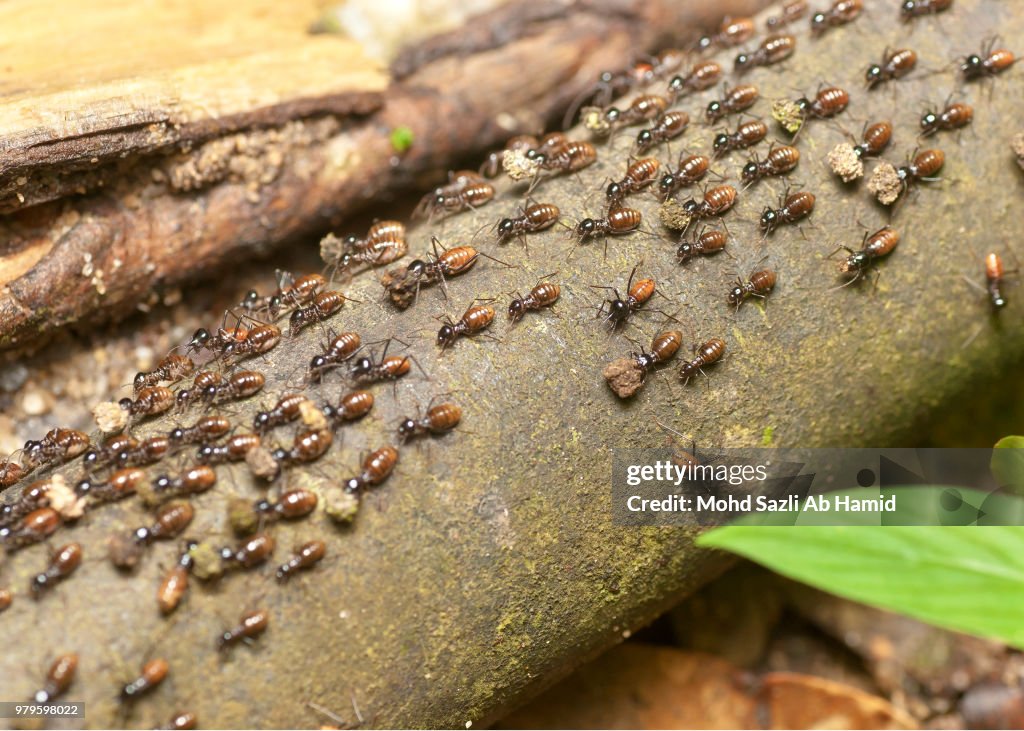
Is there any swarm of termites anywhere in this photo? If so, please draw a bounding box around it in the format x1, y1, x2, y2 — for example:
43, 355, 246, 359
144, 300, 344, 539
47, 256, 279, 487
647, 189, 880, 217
827, 143, 864, 182
867, 162, 904, 204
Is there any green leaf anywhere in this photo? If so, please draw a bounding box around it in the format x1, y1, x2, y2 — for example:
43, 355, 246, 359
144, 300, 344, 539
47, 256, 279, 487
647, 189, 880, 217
992, 436, 1024, 495
698, 524, 1024, 648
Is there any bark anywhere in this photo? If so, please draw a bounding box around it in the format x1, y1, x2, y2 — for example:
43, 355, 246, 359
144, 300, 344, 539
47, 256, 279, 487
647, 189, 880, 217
0, 0, 769, 352
1, 0, 1023, 728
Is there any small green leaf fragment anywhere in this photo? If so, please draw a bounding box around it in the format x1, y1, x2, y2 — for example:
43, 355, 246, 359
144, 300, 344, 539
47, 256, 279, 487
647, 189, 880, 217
390, 126, 414, 153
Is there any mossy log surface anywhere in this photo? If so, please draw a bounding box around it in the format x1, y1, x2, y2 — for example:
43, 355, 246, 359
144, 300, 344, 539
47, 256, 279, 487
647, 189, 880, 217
2, 0, 1024, 728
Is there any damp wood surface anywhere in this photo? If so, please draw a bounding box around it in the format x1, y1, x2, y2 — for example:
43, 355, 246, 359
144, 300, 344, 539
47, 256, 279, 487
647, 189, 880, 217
0, 0, 769, 352
1, 0, 1024, 728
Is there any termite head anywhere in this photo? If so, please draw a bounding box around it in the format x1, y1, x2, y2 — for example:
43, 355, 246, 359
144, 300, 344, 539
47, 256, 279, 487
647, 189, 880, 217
398, 419, 417, 440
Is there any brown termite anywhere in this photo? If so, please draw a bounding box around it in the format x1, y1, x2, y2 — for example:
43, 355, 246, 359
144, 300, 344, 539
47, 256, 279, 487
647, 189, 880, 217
202, 370, 265, 405
218, 609, 269, 651
583, 94, 669, 137
853, 121, 893, 157
255, 488, 318, 522
132, 502, 195, 546
309, 330, 362, 382
111, 502, 193, 569
83, 434, 140, 472
398, 401, 462, 442
680, 185, 738, 228
567, 207, 644, 258
866, 48, 917, 88
679, 338, 727, 384
385, 237, 482, 305
437, 301, 496, 349
495, 202, 561, 246
288, 291, 350, 336
592, 264, 659, 329
728, 268, 777, 309
75, 467, 147, 505
712, 119, 767, 158
176, 370, 222, 409
158, 540, 197, 614
0, 588, 11, 612
508, 278, 560, 323
121, 658, 169, 701
22, 428, 90, 471
984, 253, 1009, 309
901, 0, 952, 19
530, 141, 598, 192
767, 0, 808, 29
631, 330, 684, 380
221, 323, 282, 360
350, 341, 413, 386
222, 533, 276, 569
198, 433, 261, 465
811, 0, 862, 34
667, 61, 723, 101
253, 394, 308, 433
635, 111, 690, 153
414, 180, 495, 220
696, 16, 755, 51
657, 154, 711, 201
895, 148, 945, 196
241, 272, 326, 318
760, 190, 816, 235
162, 711, 198, 731
134, 354, 195, 394
734, 34, 796, 73
323, 390, 375, 427
741, 144, 800, 186
796, 86, 850, 120
1, 480, 51, 529
276, 540, 326, 582
34, 653, 78, 704
30, 542, 82, 598
344, 446, 399, 493
834, 227, 901, 286
152, 465, 217, 500
184, 322, 250, 358
168, 415, 232, 447
677, 226, 728, 264
0, 507, 60, 550
117, 436, 171, 468
961, 40, 1015, 81
606, 158, 661, 207
120, 386, 175, 419
920, 101, 972, 136
271, 429, 333, 468
706, 84, 760, 123
331, 220, 406, 257
330, 238, 408, 279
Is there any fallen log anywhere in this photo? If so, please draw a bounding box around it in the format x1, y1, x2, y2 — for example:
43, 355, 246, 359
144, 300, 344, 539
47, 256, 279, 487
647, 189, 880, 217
0, 0, 1022, 728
